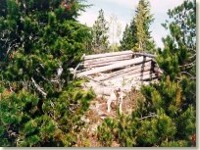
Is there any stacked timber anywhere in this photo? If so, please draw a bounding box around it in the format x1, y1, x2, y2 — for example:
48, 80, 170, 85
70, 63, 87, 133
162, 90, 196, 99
72, 50, 162, 96
83, 50, 134, 69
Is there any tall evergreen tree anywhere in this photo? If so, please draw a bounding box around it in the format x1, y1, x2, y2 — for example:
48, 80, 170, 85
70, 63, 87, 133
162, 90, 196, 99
119, 0, 155, 52
134, 0, 155, 52
120, 20, 137, 50
90, 9, 109, 54
0, 0, 94, 146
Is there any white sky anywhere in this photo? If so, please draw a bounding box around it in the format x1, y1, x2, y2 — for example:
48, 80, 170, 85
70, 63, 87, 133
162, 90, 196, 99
77, 0, 194, 48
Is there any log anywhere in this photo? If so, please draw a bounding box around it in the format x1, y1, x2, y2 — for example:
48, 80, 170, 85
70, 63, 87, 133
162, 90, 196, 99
125, 71, 155, 79
84, 50, 133, 60
84, 60, 126, 69
95, 61, 152, 81
77, 56, 152, 77
133, 52, 155, 58
115, 65, 151, 78
94, 65, 151, 82
92, 63, 161, 81
142, 74, 157, 80
104, 70, 151, 82
84, 54, 132, 66
95, 71, 158, 91
126, 72, 157, 81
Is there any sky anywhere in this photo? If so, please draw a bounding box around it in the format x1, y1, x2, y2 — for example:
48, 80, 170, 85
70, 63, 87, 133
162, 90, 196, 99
77, 0, 185, 48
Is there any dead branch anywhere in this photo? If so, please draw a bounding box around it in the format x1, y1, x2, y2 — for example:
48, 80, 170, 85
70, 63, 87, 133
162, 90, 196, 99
180, 71, 196, 80
140, 113, 158, 120
179, 62, 195, 69
56, 64, 63, 79
31, 77, 47, 98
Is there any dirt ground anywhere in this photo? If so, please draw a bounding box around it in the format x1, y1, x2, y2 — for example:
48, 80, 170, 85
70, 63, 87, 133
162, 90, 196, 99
76, 88, 143, 147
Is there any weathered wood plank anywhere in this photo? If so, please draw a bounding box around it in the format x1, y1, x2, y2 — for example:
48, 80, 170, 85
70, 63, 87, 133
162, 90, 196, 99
133, 52, 155, 58
84, 50, 133, 60
95, 61, 152, 81
103, 69, 152, 82
77, 56, 152, 77
126, 71, 154, 79
130, 72, 157, 81
84, 60, 126, 69
142, 74, 157, 80
84, 54, 132, 66
105, 71, 156, 83
116, 65, 151, 77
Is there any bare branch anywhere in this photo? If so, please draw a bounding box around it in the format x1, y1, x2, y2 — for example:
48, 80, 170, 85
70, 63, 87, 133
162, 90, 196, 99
72, 62, 83, 79
179, 62, 195, 69
56, 64, 63, 79
35, 68, 50, 83
140, 113, 158, 120
31, 77, 47, 98
180, 71, 196, 80
189, 54, 196, 61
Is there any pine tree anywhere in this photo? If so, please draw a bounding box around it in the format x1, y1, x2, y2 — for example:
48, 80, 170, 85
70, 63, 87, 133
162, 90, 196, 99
90, 9, 109, 54
97, 0, 196, 147
134, 0, 155, 52
119, 21, 137, 50
157, 0, 196, 108
142, 0, 196, 145
0, 0, 94, 146
119, 0, 155, 53
158, 0, 196, 80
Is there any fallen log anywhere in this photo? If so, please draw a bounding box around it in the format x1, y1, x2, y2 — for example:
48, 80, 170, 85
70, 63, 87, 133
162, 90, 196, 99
84, 60, 127, 69
113, 65, 151, 79
142, 74, 157, 80
77, 56, 152, 77
84, 54, 132, 67
125, 71, 155, 80
84, 50, 133, 60
105, 71, 156, 82
95, 61, 152, 81
133, 52, 155, 58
